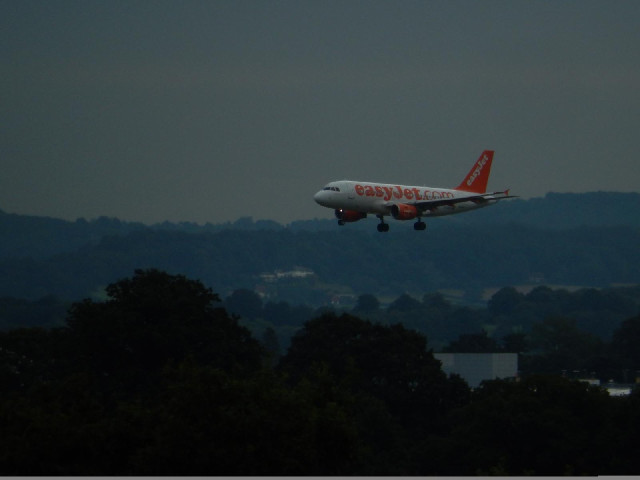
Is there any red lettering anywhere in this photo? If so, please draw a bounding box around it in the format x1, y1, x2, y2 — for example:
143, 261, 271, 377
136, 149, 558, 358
354, 183, 454, 202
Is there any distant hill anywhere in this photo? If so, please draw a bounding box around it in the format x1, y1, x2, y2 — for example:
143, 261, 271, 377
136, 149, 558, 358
0, 224, 638, 303
2, 192, 639, 261
0, 210, 280, 260
0, 211, 146, 259
446, 191, 640, 229
0, 191, 638, 303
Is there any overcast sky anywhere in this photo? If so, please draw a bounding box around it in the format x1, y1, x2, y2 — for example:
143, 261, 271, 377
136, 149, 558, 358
2, 0, 639, 224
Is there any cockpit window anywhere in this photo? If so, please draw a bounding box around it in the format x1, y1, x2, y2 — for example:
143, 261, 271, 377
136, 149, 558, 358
323, 186, 340, 192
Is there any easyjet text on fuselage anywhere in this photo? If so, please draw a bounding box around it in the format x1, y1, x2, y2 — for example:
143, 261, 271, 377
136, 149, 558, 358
354, 183, 455, 202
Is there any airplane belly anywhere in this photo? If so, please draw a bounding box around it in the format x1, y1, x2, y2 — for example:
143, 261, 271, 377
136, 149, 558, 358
354, 196, 388, 215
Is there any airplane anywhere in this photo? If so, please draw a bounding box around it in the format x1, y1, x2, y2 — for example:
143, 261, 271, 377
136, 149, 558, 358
313, 150, 517, 232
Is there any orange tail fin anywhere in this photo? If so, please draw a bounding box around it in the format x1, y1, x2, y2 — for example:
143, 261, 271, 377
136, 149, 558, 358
455, 150, 494, 194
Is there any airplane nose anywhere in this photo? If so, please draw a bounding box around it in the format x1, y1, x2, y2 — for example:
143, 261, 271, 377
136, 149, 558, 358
314, 190, 329, 206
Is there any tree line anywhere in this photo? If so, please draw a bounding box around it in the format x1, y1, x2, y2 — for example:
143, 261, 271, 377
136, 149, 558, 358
3, 282, 640, 382
225, 284, 640, 382
1, 269, 640, 475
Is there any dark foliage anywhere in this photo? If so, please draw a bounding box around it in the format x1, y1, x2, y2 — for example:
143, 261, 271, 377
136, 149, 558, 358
0, 295, 68, 329
279, 313, 467, 429
1, 270, 640, 475
610, 315, 640, 370
438, 375, 617, 475
65, 269, 263, 394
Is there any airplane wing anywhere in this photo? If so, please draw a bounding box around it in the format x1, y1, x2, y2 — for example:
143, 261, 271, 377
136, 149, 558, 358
410, 190, 518, 211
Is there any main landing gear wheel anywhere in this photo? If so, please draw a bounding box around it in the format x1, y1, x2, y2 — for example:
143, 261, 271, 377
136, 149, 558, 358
414, 221, 426, 231
376, 215, 389, 232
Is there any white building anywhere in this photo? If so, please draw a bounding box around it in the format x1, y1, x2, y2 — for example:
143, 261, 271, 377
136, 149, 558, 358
434, 353, 518, 388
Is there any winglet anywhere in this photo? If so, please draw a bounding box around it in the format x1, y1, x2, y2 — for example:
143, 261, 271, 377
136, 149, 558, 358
455, 150, 494, 194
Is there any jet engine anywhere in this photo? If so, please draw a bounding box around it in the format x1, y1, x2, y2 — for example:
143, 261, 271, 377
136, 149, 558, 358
391, 204, 419, 220
335, 209, 367, 223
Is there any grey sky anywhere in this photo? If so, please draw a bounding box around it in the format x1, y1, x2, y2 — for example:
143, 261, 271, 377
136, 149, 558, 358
2, 0, 639, 224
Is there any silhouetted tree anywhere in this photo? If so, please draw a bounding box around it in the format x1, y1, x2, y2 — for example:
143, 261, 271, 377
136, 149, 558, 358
279, 313, 469, 435
610, 315, 640, 370
387, 293, 422, 313
488, 286, 524, 316
0, 327, 71, 391
422, 292, 451, 311
0, 270, 271, 475
352, 294, 380, 314
519, 316, 603, 376
444, 330, 500, 353
224, 288, 263, 319
263, 300, 291, 325
608, 387, 640, 473
128, 364, 363, 475
440, 375, 615, 475
66, 269, 264, 392
501, 332, 529, 353
261, 326, 280, 358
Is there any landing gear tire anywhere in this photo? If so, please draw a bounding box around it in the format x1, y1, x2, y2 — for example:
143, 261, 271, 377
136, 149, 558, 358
375, 214, 390, 232
414, 221, 426, 231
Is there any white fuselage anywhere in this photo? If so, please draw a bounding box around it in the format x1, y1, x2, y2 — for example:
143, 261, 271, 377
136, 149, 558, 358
313, 180, 495, 218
